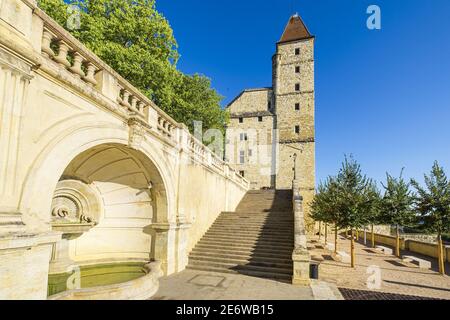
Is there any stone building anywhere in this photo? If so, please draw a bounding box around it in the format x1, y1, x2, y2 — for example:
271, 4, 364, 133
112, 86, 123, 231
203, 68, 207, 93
225, 14, 316, 227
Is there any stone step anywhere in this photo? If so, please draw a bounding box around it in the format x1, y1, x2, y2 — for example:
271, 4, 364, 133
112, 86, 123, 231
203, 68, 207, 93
207, 226, 293, 234
188, 260, 293, 275
198, 239, 294, 251
201, 234, 293, 245
210, 224, 293, 231
204, 230, 294, 240
186, 265, 292, 281
201, 233, 294, 244
193, 243, 294, 256
189, 255, 292, 269
189, 251, 292, 265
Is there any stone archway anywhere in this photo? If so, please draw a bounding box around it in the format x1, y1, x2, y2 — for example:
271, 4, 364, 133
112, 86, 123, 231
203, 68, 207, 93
50, 143, 167, 266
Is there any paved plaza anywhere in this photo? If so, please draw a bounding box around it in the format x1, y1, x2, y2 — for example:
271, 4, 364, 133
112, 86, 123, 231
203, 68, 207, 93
310, 234, 450, 300
152, 269, 343, 300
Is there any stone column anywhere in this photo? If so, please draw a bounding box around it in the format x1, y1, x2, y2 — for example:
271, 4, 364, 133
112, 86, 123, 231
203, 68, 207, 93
292, 180, 311, 286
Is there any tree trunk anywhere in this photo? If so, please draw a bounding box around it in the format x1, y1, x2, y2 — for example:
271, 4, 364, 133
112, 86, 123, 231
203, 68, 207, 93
371, 224, 375, 248
438, 233, 445, 275
351, 230, 355, 268
324, 223, 328, 243
396, 225, 401, 257
318, 221, 322, 240
334, 224, 338, 254
356, 229, 359, 241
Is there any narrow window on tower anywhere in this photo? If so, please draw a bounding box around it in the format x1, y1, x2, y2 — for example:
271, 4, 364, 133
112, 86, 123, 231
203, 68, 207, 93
267, 101, 271, 110
258, 116, 263, 122
239, 151, 245, 164
239, 117, 243, 123
295, 83, 300, 91
295, 125, 300, 134
248, 149, 253, 157
295, 66, 300, 73
295, 48, 300, 55
295, 103, 300, 111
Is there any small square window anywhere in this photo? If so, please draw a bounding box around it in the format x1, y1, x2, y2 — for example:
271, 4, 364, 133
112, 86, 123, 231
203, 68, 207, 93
295, 83, 300, 91
258, 116, 263, 122
295, 66, 300, 73
295, 48, 300, 55
239, 171, 245, 177
239, 117, 243, 123
295, 103, 300, 111
295, 126, 300, 134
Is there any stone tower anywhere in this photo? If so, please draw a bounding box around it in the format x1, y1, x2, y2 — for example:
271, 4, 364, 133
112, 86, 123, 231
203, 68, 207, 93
273, 14, 315, 226
225, 13, 315, 229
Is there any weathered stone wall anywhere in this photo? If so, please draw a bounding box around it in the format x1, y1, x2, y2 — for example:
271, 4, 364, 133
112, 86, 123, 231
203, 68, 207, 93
227, 88, 273, 114
226, 90, 275, 189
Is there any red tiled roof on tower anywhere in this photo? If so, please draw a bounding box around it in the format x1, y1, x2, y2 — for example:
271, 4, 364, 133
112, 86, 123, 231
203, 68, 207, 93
278, 13, 313, 43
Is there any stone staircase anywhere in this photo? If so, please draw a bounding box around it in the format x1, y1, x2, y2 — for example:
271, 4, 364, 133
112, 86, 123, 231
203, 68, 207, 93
187, 190, 294, 281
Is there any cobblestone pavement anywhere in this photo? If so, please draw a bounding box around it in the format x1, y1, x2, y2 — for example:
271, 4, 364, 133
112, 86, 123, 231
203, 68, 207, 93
152, 269, 342, 300
309, 233, 450, 300
339, 288, 442, 300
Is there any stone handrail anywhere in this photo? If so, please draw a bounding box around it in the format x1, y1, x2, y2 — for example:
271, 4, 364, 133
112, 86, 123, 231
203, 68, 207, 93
28, 5, 249, 190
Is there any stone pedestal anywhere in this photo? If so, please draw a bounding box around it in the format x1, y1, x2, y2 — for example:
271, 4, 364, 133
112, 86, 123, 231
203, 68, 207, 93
292, 248, 311, 286
0, 228, 60, 299
49, 223, 95, 275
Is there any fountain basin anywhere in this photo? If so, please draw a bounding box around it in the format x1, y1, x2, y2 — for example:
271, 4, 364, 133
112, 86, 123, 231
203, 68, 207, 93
48, 261, 162, 300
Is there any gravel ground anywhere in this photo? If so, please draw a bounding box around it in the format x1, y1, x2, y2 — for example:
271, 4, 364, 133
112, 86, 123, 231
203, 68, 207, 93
309, 233, 450, 300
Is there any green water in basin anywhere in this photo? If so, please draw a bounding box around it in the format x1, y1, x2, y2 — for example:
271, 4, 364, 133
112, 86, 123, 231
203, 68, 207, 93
48, 262, 146, 297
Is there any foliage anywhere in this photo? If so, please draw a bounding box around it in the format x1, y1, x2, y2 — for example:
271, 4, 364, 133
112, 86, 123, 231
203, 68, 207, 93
333, 156, 378, 230
38, 0, 228, 133
310, 177, 339, 225
379, 170, 415, 228
311, 156, 379, 230
411, 161, 450, 235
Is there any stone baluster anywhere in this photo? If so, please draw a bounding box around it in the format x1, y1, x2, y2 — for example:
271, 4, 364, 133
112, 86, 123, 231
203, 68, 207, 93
83, 62, 98, 86
130, 96, 138, 111
54, 40, 71, 68
121, 90, 131, 107
137, 102, 145, 113
41, 30, 55, 58
69, 52, 85, 78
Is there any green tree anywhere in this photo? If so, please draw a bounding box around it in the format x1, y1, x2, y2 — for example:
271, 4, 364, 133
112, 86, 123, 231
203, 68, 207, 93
311, 177, 341, 253
380, 170, 415, 257
411, 161, 450, 275
38, 0, 227, 133
334, 156, 377, 267
365, 183, 382, 248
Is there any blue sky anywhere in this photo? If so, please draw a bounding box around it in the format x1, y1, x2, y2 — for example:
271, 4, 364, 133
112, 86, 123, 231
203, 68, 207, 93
157, 0, 450, 186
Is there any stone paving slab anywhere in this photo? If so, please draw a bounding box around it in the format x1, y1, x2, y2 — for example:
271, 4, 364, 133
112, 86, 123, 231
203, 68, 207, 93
152, 269, 340, 300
